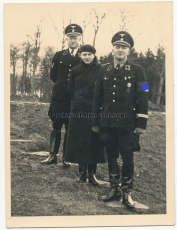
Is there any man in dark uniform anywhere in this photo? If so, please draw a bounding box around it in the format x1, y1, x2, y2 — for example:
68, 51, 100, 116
92, 31, 149, 208
41, 24, 83, 166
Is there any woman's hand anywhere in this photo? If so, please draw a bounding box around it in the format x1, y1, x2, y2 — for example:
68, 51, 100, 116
92, 126, 99, 133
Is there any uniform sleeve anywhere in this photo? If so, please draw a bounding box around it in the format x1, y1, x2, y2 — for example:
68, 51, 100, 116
135, 65, 149, 129
68, 68, 75, 99
50, 52, 59, 83
92, 68, 104, 126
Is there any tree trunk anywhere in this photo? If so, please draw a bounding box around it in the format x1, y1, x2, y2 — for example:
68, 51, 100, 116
156, 76, 165, 105
92, 30, 97, 48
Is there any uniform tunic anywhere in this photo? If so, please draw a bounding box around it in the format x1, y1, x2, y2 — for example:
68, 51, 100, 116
48, 48, 81, 122
92, 60, 148, 130
65, 60, 106, 164
92, 60, 148, 192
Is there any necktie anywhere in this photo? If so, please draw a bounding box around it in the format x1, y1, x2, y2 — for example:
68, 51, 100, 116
70, 49, 74, 56
115, 63, 120, 69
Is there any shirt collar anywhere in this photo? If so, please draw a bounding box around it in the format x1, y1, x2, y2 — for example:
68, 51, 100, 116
113, 57, 127, 68
69, 48, 78, 56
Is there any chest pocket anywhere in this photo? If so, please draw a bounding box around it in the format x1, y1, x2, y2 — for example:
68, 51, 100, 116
103, 76, 111, 80
59, 57, 69, 73
102, 75, 112, 89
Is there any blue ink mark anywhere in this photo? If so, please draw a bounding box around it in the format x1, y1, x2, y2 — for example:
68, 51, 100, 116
142, 82, 149, 91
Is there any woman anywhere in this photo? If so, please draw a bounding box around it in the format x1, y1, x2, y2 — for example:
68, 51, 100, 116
65, 45, 106, 185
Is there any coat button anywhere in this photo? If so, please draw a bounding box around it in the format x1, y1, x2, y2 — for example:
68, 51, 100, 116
113, 85, 116, 87
113, 100, 115, 102
70, 64, 71, 66
113, 92, 115, 94
69, 69, 71, 71
114, 78, 116, 80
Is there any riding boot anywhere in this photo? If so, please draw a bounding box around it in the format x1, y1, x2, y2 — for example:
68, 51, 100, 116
100, 155, 121, 201
77, 164, 87, 183
41, 129, 61, 164
121, 151, 135, 208
62, 129, 70, 167
88, 164, 98, 185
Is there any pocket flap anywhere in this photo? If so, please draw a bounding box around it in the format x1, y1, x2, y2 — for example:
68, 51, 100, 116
103, 76, 111, 81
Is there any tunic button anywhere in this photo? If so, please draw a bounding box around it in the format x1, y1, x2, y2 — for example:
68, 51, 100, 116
113, 100, 115, 102
69, 69, 71, 71
114, 78, 116, 80
70, 64, 71, 66
113, 92, 115, 94
113, 85, 116, 87
116, 67, 118, 69
68, 74, 70, 76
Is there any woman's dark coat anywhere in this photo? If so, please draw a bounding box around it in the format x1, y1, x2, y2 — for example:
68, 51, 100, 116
65, 58, 106, 164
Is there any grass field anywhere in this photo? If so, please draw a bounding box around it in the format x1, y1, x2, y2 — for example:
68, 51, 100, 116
10, 101, 166, 216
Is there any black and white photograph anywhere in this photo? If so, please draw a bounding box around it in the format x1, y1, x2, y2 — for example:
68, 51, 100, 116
4, 0, 175, 228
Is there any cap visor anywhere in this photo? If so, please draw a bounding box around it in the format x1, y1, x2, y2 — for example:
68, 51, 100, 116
66, 32, 81, 36
113, 41, 130, 47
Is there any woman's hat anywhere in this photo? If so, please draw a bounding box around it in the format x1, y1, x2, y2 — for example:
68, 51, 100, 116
80, 44, 96, 54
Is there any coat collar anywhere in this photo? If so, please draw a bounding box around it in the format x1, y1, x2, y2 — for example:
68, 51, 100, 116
106, 59, 131, 77
62, 48, 80, 63
80, 56, 98, 67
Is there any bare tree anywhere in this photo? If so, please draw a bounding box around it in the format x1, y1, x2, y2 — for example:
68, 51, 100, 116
10, 44, 20, 96
40, 46, 55, 102
81, 14, 90, 45
155, 45, 165, 105
20, 41, 32, 94
89, 9, 106, 47
26, 25, 42, 96
48, 13, 66, 50
118, 8, 135, 31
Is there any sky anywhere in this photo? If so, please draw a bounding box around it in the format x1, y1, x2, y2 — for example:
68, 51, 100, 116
5, 1, 172, 57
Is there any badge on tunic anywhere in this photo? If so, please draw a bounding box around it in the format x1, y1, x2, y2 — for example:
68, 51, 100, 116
63, 51, 68, 55
127, 83, 131, 87
107, 65, 112, 71
126, 88, 130, 93
125, 65, 130, 70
